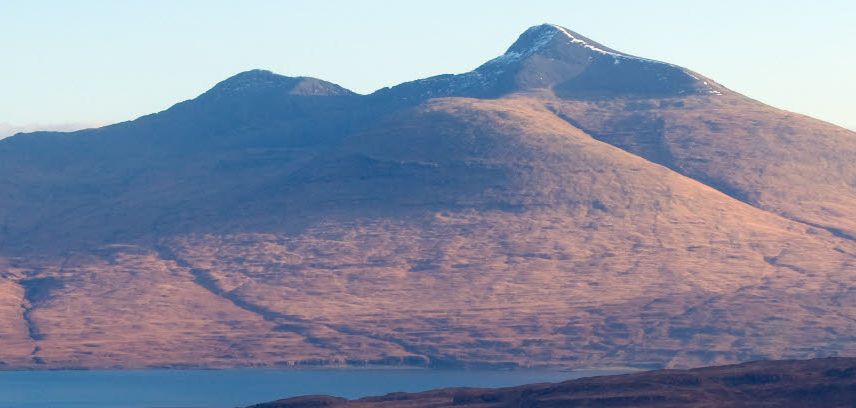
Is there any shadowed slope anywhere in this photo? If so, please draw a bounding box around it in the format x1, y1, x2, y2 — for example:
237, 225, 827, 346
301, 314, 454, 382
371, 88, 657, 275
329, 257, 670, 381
0, 70, 373, 251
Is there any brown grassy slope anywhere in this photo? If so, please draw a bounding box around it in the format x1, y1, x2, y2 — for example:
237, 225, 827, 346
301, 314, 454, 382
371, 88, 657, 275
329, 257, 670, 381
163, 98, 856, 369
1, 96, 854, 369
249, 357, 856, 408
5, 247, 425, 368
0, 258, 33, 367
547, 93, 856, 239
4, 97, 851, 368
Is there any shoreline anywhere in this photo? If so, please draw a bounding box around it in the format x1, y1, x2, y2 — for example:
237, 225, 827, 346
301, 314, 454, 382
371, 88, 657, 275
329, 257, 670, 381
0, 364, 641, 374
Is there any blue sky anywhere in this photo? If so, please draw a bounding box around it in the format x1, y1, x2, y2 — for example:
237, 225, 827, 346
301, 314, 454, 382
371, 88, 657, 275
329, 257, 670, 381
1, 0, 854, 134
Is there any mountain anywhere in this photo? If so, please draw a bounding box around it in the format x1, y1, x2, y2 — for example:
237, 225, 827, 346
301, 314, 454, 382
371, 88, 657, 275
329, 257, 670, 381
247, 357, 856, 408
0, 24, 855, 369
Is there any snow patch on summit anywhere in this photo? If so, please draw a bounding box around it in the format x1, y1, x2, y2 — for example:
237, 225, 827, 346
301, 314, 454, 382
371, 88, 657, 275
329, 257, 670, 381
481, 25, 557, 67
550, 25, 613, 55
481, 24, 674, 69
380, 23, 725, 99
549, 24, 676, 67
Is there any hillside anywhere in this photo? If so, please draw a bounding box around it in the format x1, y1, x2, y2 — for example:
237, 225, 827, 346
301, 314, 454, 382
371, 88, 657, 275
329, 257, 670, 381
0, 24, 854, 369
248, 357, 856, 408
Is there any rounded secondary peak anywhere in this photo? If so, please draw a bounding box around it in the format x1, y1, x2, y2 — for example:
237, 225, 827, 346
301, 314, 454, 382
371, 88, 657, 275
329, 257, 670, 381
221, 69, 291, 84
208, 70, 354, 97
210, 69, 298, 93
228, 69, 282, 79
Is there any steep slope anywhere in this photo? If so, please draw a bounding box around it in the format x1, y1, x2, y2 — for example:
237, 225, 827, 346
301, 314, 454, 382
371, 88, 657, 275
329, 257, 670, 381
0, 24, 854, 369
385, 24, 856, 241
549, 93, 856, 241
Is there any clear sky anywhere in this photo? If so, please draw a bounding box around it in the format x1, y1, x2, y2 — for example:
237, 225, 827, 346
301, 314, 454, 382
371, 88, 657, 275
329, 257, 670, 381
1, 0, 854, 135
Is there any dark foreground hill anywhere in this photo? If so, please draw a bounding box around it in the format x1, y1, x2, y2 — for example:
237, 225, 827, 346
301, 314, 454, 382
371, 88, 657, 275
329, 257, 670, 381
248, 357, 856, 408
0, 24, 855, 369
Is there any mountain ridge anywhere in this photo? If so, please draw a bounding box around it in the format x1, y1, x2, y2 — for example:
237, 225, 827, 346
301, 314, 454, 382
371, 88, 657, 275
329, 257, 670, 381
372, 24, 724, 102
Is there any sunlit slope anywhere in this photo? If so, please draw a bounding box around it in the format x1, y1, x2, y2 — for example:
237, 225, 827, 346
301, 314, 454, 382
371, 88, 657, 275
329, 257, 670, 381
549, 94, 856, 239
3, 98, 853, 368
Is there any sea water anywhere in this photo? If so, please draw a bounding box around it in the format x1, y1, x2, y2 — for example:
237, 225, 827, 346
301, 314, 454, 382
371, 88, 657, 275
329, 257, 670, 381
0, 368, 628, 408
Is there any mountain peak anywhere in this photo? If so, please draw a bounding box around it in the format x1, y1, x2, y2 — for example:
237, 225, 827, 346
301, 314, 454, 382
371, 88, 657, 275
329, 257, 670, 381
207, 70, 354, 97
483, 23, 666, 73
380, 23, 725, 101
504, 24, 561, 56
212, 69, 292, 92
504, 24, 623, 59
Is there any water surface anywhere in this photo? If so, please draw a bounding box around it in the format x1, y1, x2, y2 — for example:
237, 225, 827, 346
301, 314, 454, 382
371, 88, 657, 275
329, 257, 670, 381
0, 368, 628, 408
